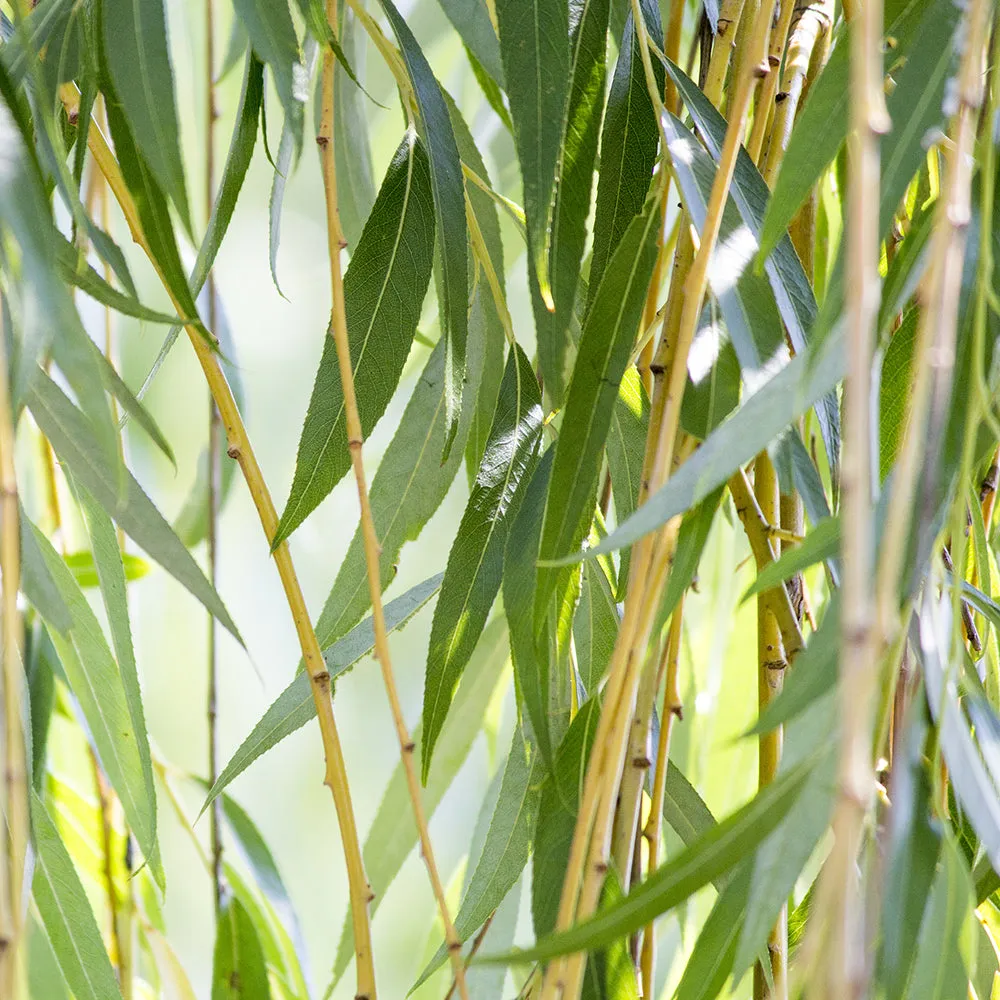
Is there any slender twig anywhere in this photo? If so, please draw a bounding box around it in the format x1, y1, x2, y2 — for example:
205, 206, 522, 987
0, 300, 26, 1000
747, 0, 797, 163
639, 598, 685, 997
751, 454, 787, 1000
318, 4, 467, 997
60, 85, 378, 998
807, 0, 889, 991
203, 0, 224, 919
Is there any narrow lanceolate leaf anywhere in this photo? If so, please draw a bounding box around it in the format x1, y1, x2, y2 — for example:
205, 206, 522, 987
436, 0, 505, 84
331, 619, 509, 987
379, 0, 468, 457
231, 0, 305, 156
422, 346, 543, 780
608, 367, 650, 594
495, 0, 570, 304
27, 372, 240, 642
29, 524, 157, 879
588, 0, 663, 301
274, 129, 435, 545
211, 896, 272, 1000
31, 790, 124, 1000
74, 483, 161, 884
101, 0, 191, 232
486, 752, 821, 967
414, 728, 541, 988
314, 296, 488, 650
530, 0, 611, 405
535, 196, 661, 621
573, 554, 619, 695
504, 452, 562, 765
201, 575, 442, 814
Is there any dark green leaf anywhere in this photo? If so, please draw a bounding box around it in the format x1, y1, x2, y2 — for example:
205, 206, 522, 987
211, 895, 272, 1000
423, 346, 543, 779
531, 0, 611, 405
202, 574, 443, 814
232, 0, 305, 157
588, 0, 662, 303
536, 195, 661, 623
436, 0, 505, 84
31, 789, 124, 1000
27, 372, 240, 642
101, 0, 192, 232
29, 523, 157, 880
275, 128, 436, 545
379, 0, 468, 457
574, 554, 619, 695
495, 0, 570, 304
483, 750, 820, 964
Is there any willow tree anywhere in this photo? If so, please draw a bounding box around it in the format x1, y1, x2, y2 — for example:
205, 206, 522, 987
0, 0, 995, 997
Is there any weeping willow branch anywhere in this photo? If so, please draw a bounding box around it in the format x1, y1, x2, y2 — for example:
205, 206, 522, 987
807, 0, 889, 991
318, 3, 467, 998
59, 84, 378, 998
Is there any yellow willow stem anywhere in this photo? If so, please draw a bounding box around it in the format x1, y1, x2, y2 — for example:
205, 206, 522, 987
807, 0, 889, 990
639, 598, 685, 998
747, 0, 797, 163
981, 445, 1000, 531
59, 83, 379, 998
751, 454, 788, 1000
0, 303, 25, 1000
703, 0, 750, 107
318, 4, 468, 997
761, 0, 834, 187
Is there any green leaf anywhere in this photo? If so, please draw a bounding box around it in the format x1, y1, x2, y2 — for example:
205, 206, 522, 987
27, 372, 240, 642
573, 554, 619, 695
741, 515, 840, 602
608, 368, 650, 594
211, 895, 272, 1000
530, 0, 611, 405
588, 0, 662, 303
268, 38, 318, 295
379, 0, 468, 458
673, 864, 751, 1000
275, 128, 435, 545
533, 698, 602, 938
29, 523, 157, 881
758, 36, 847, 264
202, 575, 443, 814
20, 511, 72, 634
906, 836, 974, 1000
73, 482, 161, 884
331, 617, 509, 987
581, 874, 641, 1000
54, 235, 178, 324
483, 749, 820, 964
414, 727, 541, 988
662, 760, 718, 849
334, 11, 376, 250
232, 0, 305, 158
878, 704, 942, 1000
495, 0, 569, 304
504, 451, 565, 765
30, 789, 124, 1000
569, 324, 845, 563
313, 292, 489, 650
422, 345, 543, 779
535, 196, 661, 610
879, 309, 918, 482
101, 0, 192, 233
436, 0, 505, 85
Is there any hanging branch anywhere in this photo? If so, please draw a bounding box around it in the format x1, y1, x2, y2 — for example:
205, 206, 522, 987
59, 85, 379, 999
317, 2, 468, 997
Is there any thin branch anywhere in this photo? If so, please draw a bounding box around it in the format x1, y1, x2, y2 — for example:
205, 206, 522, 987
318, 3, 467, 997
60, 84, 378, 998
